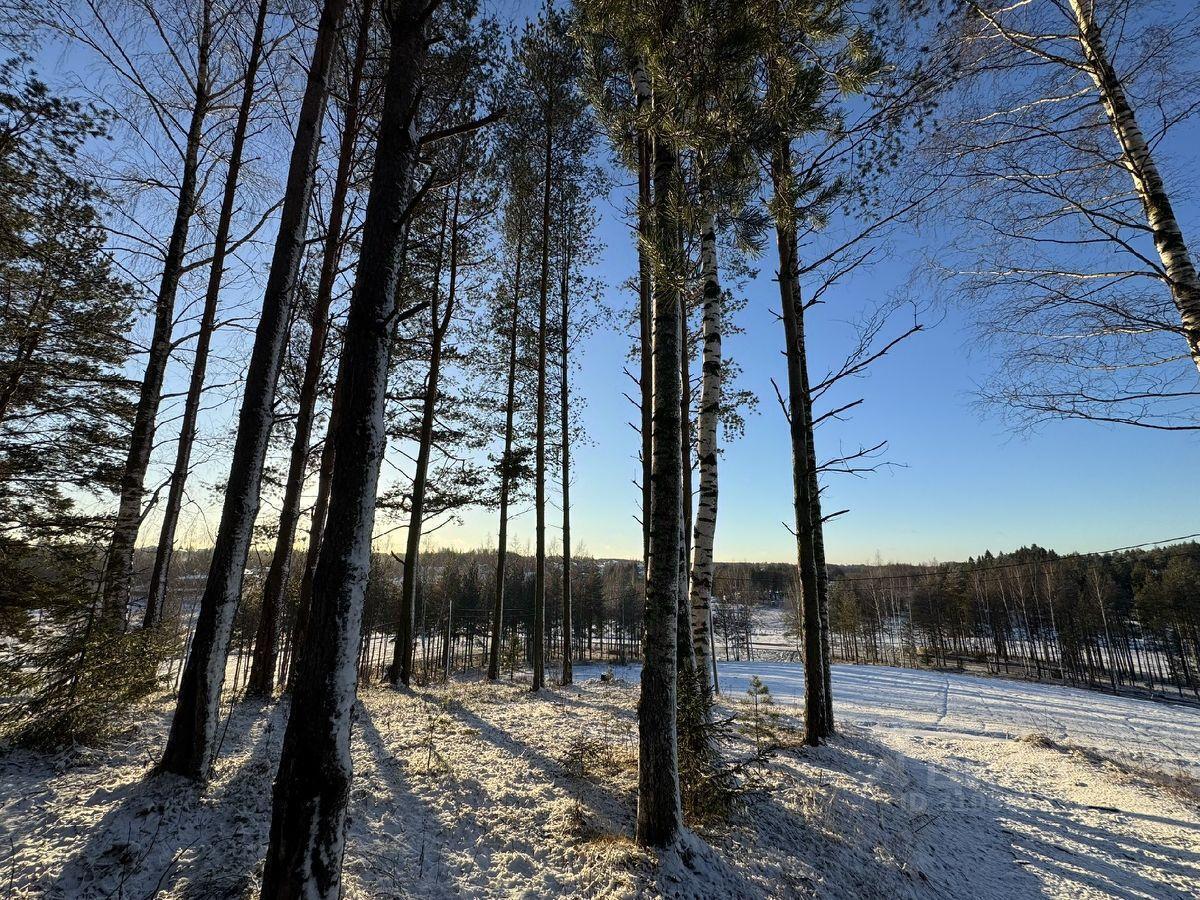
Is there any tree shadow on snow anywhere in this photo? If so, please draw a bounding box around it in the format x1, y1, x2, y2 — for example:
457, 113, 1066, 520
724, 731, 1047, 900
352, 702, 457, 896
55, 702, 281, 900
779, 729, 1199, 900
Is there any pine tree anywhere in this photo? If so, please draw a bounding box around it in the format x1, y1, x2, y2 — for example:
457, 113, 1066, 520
159, 0, 348, 781
143, 0, 271, 631
99, 0, 214, 625
246, 0, 374, 696
260, 0, 437, 889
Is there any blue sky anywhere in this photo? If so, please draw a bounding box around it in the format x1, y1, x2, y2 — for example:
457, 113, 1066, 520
440, 0, 1200, 565
34, 0, 1197, 567
441, 186, 1200, 564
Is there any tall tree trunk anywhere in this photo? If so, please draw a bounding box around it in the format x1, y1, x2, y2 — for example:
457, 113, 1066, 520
801, 318, 834, 732
143, 0, 268, 631
101, 3, 212, 625
260, 2, 428, 893
532, 94, 552, 694
633, 61, 653, 578
246, 0, 372, 698
388, 164, 461, 687
288, 374, 342, 688
636, 123, 683, 849
488, 227, 523, 682
1068, 0, 1200, 374
689, 210, 721, 704
158, 0, 346, 780
773, 143, 828, 746
677, 259, 696, 682
559, 209, 572, 686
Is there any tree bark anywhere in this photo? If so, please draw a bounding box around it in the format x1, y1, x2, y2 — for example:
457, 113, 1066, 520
143, 0, 268, 631
100, 1, 212, 625
773, 143, 828, 745
532, 91, 553, 694
559, 204, 572, 686
488, 226, 523, 682
260, 2, 428, 894
677, 252, 696, 684
636, 122, 683, 849
800, 306, 834, 733
246, 0, 373, 698
1068, 0, 1200, 375
689, 210, 721, 705
158, 0, 346, 781
632, 61, 653, 579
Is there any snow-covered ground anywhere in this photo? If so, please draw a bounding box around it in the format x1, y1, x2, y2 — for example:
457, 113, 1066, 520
1, 662, 1197, 898
713, 662, 1200, 777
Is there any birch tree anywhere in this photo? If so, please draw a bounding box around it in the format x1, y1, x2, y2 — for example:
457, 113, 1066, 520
912, 0, 1200, 429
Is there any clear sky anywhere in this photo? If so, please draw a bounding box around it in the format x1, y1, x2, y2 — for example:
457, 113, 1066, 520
434, 191, 1200, 565
39, 0, 1197, 568
430, 0, 1200, 567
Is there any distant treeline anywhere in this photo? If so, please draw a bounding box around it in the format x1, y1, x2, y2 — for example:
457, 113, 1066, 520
818, 543, 1200, 698
136, 542, 1200, 701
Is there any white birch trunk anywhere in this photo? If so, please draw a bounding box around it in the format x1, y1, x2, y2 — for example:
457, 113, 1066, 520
688, 212, 721, 703
1069, 0, 1200, 374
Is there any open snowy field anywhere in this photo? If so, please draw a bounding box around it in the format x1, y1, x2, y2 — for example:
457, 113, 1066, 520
1, 662, 1197, 899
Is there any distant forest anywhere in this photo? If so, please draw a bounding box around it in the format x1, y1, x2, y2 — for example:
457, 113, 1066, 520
73, 538, 1197, 702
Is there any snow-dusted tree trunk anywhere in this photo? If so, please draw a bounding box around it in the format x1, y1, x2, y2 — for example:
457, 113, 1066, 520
143, 0, 267, 631
560, 207, 573, 686
488, 228, 523, 682
637, 122, 683, 849
532, 93, 553, 694
1067, 0, 1200, 375
388, 186, 458, 687
247, 0, 372, 698
158, 0, 346, 780
287, 377, 342, 689
688, 211, 721, 703
773, 144, 828, 745
260, 1, 428, 893
100, 2, 212, 625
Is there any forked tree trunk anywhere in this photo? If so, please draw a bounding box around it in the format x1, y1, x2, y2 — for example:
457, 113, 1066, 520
1067, 0, 1200, 375
260, 2, 428, 894
559, 206, 572, 686
144, 0, 268, 631
689, 210, 721, 704
532, 95, 553, 694
158, 0, 346, 781
636, 123, 683, 849
388, 184, 458, 687
101, 3, 212, 625
488, 227, 523, 681
773, 144, 828, 745
246, 0, 373, 698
